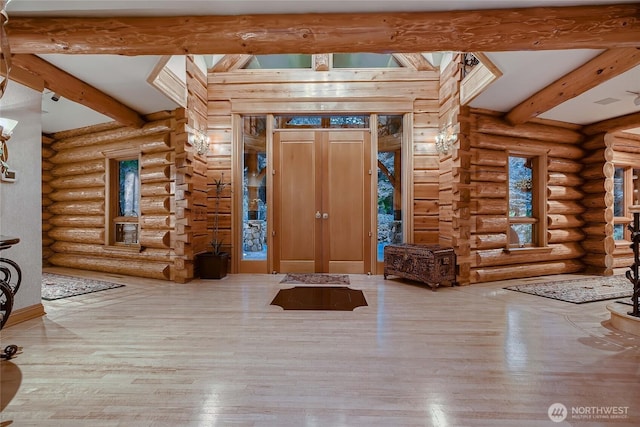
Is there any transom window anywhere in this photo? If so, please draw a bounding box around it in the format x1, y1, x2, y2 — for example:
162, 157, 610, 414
274, 115, 370, 129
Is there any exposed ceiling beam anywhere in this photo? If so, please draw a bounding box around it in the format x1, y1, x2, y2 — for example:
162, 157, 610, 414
392, 53, 435, 71
505, 47, 640, 125
583, 110, 640, 135
210, 54, 252, 72
11, 54, 146, 128
5, 4, 640, 55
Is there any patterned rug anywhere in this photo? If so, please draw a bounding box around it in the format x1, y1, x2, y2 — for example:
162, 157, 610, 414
505, 275, 633, 304
42, 273, 125, 300
280, 273, 350, 285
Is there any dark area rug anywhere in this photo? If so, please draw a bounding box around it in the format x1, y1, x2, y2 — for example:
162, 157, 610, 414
42, 273, 125, 300
280, 273, 350, 285
271, 286, 367, 311
505, 275, 632, 304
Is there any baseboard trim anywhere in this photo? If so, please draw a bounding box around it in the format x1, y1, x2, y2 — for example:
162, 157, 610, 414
4, 303, 46, 328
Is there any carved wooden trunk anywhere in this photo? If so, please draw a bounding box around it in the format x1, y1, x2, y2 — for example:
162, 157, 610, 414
383, 244, 457, 290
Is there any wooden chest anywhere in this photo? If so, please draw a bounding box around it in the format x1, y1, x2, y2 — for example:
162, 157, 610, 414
383, 244, 457, 290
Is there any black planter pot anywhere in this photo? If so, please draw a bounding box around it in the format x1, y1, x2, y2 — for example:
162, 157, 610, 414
196, 252, 229, 279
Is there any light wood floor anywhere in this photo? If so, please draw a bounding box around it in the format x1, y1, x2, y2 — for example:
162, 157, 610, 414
2, 267, 640, 426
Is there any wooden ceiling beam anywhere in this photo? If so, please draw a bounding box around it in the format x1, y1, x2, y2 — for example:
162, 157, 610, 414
12, 54, 146, 128
210, 54, 252, 72
392, 53, 435, 71
505, 48, 640, 125
5, 4, 640, 55
583, 111, 640, 136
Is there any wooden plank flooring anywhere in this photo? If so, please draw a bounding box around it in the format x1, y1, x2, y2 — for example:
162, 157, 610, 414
2, 267, 640, 426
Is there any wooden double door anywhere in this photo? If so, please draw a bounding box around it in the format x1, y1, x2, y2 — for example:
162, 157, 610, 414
273, 130, 372, 274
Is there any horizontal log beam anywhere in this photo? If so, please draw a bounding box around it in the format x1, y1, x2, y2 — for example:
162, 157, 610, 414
505, 48, 640, 125
6, 4, 640, 55
583, 110, 640, 135
11, 54, 145, 128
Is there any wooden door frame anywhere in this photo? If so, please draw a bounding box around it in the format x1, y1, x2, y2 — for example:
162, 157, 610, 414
232, 102, 414, 275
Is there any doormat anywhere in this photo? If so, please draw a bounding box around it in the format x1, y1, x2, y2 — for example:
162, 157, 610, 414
504, 275, 632, 304
42, 273, 125, 300
271, 286, 367, 311
280, 273, 350, 285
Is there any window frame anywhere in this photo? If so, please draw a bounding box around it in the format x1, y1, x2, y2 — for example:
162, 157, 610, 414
613, 165, 639, 242
505, 149, 548, 251
105, 148, 141, 249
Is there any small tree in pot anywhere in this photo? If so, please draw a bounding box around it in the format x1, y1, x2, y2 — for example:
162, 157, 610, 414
198, 173, 230, 279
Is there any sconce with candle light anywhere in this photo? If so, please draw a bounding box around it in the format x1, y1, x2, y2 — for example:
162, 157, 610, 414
186, 125, 210, 156
435, 121, 459, 155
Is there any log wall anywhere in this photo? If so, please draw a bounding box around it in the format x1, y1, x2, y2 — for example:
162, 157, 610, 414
437, 54, 472, 285
44, 113, 177, 280
208, 68, 439, 273
173, 55, 210, 282
470, 111, 586, 282
579, 133, 615, 275
42, 134, 55, 266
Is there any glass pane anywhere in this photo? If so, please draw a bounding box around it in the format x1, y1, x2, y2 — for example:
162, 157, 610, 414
115, 223, 138, 244
333, 53, 402, 68
510, 224, 534, 247
377, 115, 403, 262
118, 159, 139, 217
244, 54, 312, 69
509, 156, 533, 218
614, 167, 624, 217
274, 115, 369, 129
242, 116, 268, 261
613, 223, 626, 241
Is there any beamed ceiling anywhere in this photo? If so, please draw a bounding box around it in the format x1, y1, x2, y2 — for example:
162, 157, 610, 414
0, 0, 639, 134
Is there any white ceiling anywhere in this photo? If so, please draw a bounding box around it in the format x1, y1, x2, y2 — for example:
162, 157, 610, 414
2, 0, 640, 133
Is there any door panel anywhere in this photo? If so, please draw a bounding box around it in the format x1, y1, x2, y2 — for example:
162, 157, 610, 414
274, 130, 370, 274
325, 131, 371, 273
273, 131, 319, 273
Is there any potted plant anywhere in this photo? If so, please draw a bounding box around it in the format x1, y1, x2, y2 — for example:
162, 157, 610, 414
197, 173, 230, 279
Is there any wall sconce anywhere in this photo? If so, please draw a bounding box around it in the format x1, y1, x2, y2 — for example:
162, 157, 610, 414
186, 125, 210, 156
435, 122, 458, 155
0, 117, 18, 181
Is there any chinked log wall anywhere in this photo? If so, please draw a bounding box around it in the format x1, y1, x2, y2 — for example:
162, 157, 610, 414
470, 111, 586, 283
43, 112, 178, 280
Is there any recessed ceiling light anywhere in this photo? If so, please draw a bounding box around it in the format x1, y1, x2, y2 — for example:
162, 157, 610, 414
594, 97, 620, 105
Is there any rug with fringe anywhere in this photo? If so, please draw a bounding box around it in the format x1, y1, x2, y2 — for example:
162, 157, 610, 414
504, 275, 632, 304
280, 273, 350, 285
42, 273, 125, 300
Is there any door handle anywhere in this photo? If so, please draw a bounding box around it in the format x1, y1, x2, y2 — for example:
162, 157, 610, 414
322, 213, 329, 219
316, 211, 322, 219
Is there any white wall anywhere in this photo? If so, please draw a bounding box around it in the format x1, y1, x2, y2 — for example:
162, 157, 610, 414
0, 82, 42, 311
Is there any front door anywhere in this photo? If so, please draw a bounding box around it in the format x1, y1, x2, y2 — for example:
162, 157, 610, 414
273, 129, 371, 273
